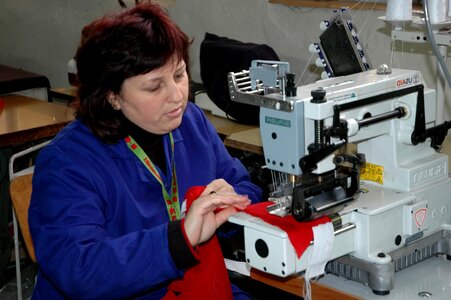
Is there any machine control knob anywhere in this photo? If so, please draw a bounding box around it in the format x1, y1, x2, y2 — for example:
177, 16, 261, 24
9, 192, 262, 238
310, 87, 326, 103
377, 64, 392, 75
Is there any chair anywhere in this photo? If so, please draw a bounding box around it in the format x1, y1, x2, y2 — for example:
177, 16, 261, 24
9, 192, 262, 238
9, 141, 50, 300
10, 174, 35, 263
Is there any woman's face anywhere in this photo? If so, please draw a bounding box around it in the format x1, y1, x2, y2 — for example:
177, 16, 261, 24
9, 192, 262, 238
111, 58, 189, 134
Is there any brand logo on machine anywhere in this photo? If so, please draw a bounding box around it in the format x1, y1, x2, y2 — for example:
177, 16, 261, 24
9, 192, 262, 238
414, 208, 427, 228
265, 116, 291, 127
396, 74, 419, 87
413, 162, 447, 185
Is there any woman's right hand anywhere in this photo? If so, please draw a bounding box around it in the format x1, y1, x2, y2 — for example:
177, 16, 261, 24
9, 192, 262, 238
183, 179, 250, 247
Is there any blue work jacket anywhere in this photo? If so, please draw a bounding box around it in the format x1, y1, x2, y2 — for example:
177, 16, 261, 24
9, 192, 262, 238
29, 102, 262, 299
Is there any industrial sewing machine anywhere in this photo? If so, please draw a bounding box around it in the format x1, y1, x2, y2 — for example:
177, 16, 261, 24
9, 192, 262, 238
227, 61, 451, 295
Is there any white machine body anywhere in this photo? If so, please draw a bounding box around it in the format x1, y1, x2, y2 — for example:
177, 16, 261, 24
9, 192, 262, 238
228, 69, 451, 290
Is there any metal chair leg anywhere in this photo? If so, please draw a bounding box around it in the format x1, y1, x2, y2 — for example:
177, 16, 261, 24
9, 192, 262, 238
13, 210, 22, 300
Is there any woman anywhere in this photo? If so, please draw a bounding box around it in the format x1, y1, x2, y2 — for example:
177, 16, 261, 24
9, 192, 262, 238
29, 3, 261, 299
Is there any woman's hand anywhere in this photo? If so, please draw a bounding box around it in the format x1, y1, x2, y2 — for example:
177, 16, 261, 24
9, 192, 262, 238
183, 179, 250, 247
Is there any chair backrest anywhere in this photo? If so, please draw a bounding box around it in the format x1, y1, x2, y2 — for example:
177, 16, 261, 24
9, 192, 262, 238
10, 173, 36, 262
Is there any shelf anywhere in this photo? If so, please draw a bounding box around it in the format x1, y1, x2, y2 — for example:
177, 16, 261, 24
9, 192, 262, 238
269, 1, 422, 11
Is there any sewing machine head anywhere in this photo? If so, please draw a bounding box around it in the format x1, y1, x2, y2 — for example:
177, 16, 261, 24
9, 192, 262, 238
229, 61, 446, 221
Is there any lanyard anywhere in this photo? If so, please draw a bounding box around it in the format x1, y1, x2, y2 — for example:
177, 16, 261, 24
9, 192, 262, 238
124, 133, 180, 221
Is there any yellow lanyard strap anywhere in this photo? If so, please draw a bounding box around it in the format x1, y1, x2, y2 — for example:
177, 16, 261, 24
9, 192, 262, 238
125, 133, 180, 220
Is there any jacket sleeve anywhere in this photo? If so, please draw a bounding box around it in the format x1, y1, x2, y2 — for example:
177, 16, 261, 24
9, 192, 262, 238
29, 146, 185, 299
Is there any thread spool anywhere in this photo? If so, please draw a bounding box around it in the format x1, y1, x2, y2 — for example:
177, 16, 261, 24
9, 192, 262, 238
428, 0, 447, 23
449, 0, 451, 17
309, 44, 318, 54
386, 0, 412, 20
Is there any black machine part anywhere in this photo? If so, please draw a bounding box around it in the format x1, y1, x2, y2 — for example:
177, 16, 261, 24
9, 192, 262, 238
291, 167, 360, 222
319, 18, 363, 76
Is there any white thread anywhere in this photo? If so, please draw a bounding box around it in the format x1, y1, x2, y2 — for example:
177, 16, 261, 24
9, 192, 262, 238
303, 276, 312, 300
303, 222, 335, 300
297, 53, 314, 86
358, 1, 378, 34
386, 0, 412, 20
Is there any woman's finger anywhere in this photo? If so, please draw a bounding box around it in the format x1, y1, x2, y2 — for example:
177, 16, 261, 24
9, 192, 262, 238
214, 207, 238, 226
203, 178, 234, 195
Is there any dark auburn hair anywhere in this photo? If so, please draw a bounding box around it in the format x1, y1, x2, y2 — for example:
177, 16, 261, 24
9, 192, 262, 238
75, 2, 191, 143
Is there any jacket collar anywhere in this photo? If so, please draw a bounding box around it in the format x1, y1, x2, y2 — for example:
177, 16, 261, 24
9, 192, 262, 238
106, 127, 183, 159
106, 127, 183, 183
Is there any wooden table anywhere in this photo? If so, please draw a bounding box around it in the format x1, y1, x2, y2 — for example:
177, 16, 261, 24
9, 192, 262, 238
49, 86, 78, 102
251, 269, 362, 300
0, 94, 74, 147
224, 127, 263, 155
203, 111, 263, 155
204, 111, 256, 137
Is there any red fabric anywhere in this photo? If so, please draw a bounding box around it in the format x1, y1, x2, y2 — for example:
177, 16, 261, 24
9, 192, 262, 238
244, 201, 331, 258
163, 186, 233, 300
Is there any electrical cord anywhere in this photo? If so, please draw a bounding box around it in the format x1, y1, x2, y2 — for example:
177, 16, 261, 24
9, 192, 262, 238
423, 0, 451, 88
